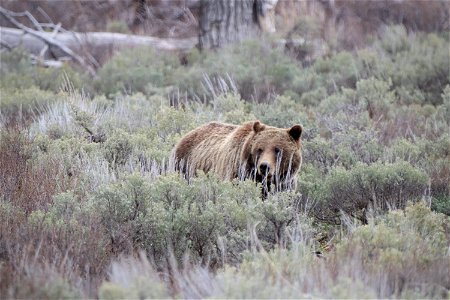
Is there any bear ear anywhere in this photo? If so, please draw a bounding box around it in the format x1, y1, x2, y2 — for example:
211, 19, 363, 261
253, 121, 265, 133
288, 124, 302, 141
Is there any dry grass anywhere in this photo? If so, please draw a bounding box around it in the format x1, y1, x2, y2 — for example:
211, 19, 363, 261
0, 128, 73, 213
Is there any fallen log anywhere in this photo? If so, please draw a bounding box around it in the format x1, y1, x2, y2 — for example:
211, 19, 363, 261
0, 26, 198, 57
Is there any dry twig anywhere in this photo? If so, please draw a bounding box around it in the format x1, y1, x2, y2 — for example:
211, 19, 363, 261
0, 6, 96, 75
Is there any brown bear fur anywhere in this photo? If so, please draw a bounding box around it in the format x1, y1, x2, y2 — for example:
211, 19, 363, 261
172, 120, 303, 192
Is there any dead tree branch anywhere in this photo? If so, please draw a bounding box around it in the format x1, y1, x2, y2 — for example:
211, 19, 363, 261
0, 6, 96, 75
0, 6, 198, 75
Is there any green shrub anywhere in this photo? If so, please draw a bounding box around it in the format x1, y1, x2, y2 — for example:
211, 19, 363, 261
355, 77, 395, 119
387, 136, 449, 204
177, 40, 303, 101
103, 129, 133, 167
0, 87, 56, 121
258, 191, 305, 246
212, 93, 255, 124
318, 77, 395, 124
333, 201, 450, 298
0, 48, 34, 78
92, 173, 262, 265
93, 27, 448, 107
252, 95, 310, 129
99, 275, 167, 299
302, 127, 382, 173
13, 276, 80, 300
95, 46, 181, 96
95, 202, 449, 298
92, 171, 321, 268
312, 161, 428, 222
297, 86, 327, 106
152, 105, 196, 139
374, 27, 450, 105
313, 51, 361, 92
431, 195, 450, 216
0, 48, 84, 93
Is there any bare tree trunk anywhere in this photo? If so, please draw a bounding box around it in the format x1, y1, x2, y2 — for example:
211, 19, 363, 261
198, 0, 278, 50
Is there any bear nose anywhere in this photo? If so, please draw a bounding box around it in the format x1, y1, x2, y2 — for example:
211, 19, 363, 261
259, 163, 270, 175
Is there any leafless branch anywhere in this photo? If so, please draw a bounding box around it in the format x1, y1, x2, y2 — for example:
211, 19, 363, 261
0, 39, 12, 50
1, 8, 44, 31
37, 6, 54, 24
0, 6, 96, 75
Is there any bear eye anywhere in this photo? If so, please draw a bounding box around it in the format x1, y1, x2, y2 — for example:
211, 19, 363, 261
274, 147, 281, 155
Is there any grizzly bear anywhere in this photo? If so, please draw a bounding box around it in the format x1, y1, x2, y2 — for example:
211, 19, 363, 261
172, 120, 303, 193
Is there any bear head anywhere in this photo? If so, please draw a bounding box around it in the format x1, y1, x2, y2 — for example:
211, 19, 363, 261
241, 120, 303, 191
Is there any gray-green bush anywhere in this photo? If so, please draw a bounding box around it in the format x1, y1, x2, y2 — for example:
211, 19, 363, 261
97, 202, 450, 299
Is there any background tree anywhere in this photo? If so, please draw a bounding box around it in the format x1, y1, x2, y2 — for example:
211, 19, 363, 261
198, 0, 278, 49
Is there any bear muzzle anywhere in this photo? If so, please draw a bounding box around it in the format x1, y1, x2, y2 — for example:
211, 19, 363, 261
258, 161, 274, 178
